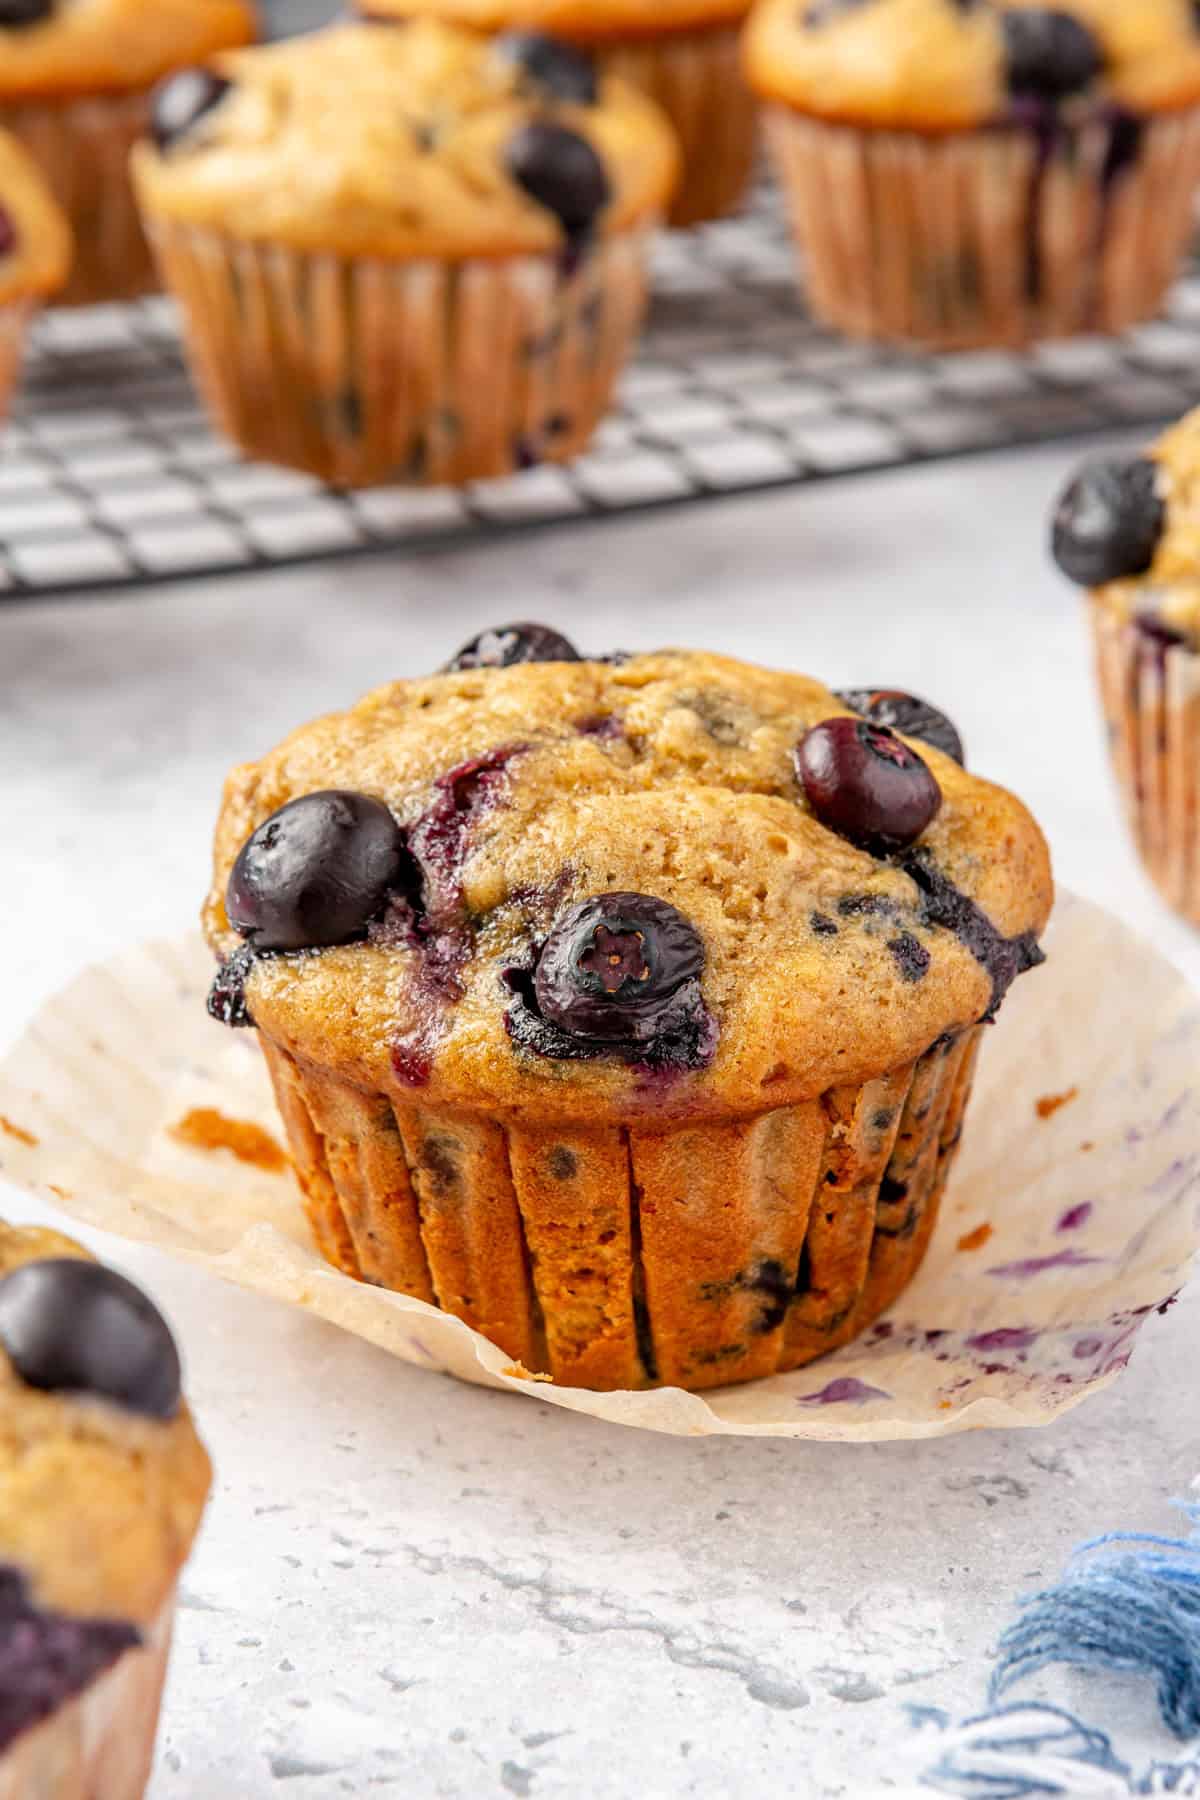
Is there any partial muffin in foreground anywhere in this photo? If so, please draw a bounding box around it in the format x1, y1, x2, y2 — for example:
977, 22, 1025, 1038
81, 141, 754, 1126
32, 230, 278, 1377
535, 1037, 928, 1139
357, 0, 755, 227
1053, 409, 1200, 926
0, 128, 70, 420
203, 634, 1052, 1393
0, 1221, 210, 1797
745, 0, 1200, 349
0, 0, 254, 305
132, 21, 678, 487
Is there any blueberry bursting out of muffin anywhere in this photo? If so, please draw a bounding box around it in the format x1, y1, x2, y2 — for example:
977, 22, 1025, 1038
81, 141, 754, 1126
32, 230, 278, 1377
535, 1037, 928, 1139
0, 1256, 183, 1752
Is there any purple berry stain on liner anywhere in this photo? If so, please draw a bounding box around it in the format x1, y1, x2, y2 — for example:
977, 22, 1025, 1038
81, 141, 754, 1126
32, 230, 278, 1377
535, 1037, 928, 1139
0, 1566, 140, 1755
1057, 1201, 1094, 1233
795, 1376, 891, 1407
986, 1247, 1103, 1279
966, 1326, 1040, 1353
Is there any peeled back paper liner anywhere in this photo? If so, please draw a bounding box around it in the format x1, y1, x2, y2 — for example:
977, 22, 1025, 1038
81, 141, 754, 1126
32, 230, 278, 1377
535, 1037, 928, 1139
0, 890, 1197, 1441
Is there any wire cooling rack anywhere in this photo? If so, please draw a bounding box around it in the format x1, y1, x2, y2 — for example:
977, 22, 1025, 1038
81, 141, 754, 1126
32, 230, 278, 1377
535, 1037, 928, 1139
5, 185, 1200, 600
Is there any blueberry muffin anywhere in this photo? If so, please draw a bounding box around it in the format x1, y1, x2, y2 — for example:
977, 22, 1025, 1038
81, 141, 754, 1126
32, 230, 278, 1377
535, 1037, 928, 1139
358, 1, 755, 229
744, 0, 1200, 349
202, 634, 1052, 1393
1052, 411, 1200, 925
0, 127, 70, 419
0, 1221, 210, 1796
132, 21, 677, 488
0, 0, 254, 306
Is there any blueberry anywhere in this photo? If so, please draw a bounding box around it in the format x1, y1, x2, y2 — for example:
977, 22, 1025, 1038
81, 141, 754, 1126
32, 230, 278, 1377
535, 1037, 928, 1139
802, 0, 871, 24
150, 69, 232, 152
444, 623, 581, 671
505, 123, 611, 239
533, 893, 704, 1042
496, 32, 597, 105
836, 688, 965, 765
0, 207, 15, 259
1002, 10, 1103, 101
1051, 457, 1164, 587
0, 1566, 140, 1756
0, 0, 53, 24
227, 790, 408, 952
207, 943, 256, 1028
795, 718, 942, 853
0, 1259, 181, 1419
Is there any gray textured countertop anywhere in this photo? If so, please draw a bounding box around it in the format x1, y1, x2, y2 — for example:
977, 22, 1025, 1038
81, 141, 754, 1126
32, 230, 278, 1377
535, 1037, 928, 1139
2, 442, 1198, 1797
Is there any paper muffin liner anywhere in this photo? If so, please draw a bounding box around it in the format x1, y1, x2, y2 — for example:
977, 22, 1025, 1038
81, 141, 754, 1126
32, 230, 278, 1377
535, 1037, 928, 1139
0, 1596, 174, 1800
2, 892, 1198, 1438
765, 102, 1200, 350
1091, 605, 1200, 926
594, 24, 756, 227
141, 218, 652, 487
258, 1026, 980, 1392
0, 301, 30, 423
0, 91, 157, 307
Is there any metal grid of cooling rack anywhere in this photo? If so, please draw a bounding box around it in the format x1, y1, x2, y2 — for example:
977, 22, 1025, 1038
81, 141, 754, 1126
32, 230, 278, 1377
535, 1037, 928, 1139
5, 183, 1200, 600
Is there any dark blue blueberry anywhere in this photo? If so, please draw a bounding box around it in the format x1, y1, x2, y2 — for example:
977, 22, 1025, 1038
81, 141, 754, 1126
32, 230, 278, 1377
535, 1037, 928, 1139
1003, 10, 1103, 101
227, 790, 408, 953
495, 32, 597, 105
1051, 457, 1165, 587
207, 943, 256, 1028
0, 1566, 140, 1755
796, 718, 942, 853
887, 932, 931, 982
810, 911, 838, 936
444, 623, 580, 671
836, 688, 964, 766
151, 69, 232, 152
902, 847, 1044, 1020
505, 122, 611, 239
0, 1259, 182, 1419
533, 893, 704, 1042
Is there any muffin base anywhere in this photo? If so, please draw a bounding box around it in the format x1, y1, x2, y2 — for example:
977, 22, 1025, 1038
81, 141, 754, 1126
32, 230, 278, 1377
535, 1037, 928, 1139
765, 103, 1200, 350
596, 24, 756, 227
144, 221, 652, 487
1092, 607, 1200, 926
0, 1597, 174, 1800
0, 92, 157, 307
0, 301, 29, 423
260, 1026, 981, 1392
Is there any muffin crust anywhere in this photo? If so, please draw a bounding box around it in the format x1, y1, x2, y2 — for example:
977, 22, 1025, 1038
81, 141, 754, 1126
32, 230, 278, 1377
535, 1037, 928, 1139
0, 127, 69, 303
0, 0, 255, 101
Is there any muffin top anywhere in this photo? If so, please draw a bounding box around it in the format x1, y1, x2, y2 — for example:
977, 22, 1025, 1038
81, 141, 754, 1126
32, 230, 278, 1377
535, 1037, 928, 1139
204, 639, 1052, 1125
357, 0, 750, 46
1052, 408, 1200, 641
0, 0, 255, 101
745, 0, 1200, 128
0, 128, 70, 304
132, 21, 678, 259
0, 1222, 210, 1650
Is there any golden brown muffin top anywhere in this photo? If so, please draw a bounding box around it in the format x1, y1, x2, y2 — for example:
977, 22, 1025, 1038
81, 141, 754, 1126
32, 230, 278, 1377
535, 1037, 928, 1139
132, 21, 678, 259
0, 128, 70, 304
356, 0, 750, 45
204, 645, 1052, 1125
0, 1223, 210, 1626
0, 0, 254, 101
745, 0, 1200, 129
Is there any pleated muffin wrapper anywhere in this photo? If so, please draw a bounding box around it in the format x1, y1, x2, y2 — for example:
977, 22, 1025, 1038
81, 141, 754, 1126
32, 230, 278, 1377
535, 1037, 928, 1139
0, 1595, 174, 1800
0, 301, 31, 424
1091, 603, 1200, 927
141, 217, 654, 487
0, 92, 157, 307
593, 24, 756, 228
765, 101, 1200, 350
261, 1025, 982, 1393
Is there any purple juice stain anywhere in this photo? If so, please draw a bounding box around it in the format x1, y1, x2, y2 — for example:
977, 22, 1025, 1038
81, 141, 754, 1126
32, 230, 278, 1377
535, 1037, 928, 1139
899, 848, 1044, 1020
966, 1326, 1040, 1353
795, 1376, 891, 1407
408, 746, 525, 915
1056, 1201, 1093, 1233
986, 1247, 1103, 1279
1073, 1335, 1104, 1359
574, 713, 625, 741
0, 1565, 140, 1754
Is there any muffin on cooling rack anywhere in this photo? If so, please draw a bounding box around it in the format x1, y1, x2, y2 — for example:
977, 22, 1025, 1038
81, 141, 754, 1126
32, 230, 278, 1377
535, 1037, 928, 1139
1053, 409, 1200, 926
0, 0, 255, 306
356, 0, 755, 228
203, 632, 1052, 1393
132, 21, 677, 488
0, 127, 69, 417
0, 1220, 210, 1796
744, 0, 1200, 350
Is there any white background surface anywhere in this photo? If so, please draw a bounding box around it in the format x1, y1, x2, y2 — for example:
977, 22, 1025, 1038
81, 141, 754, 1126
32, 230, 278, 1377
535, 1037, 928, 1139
2, 439, 1200, 1797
